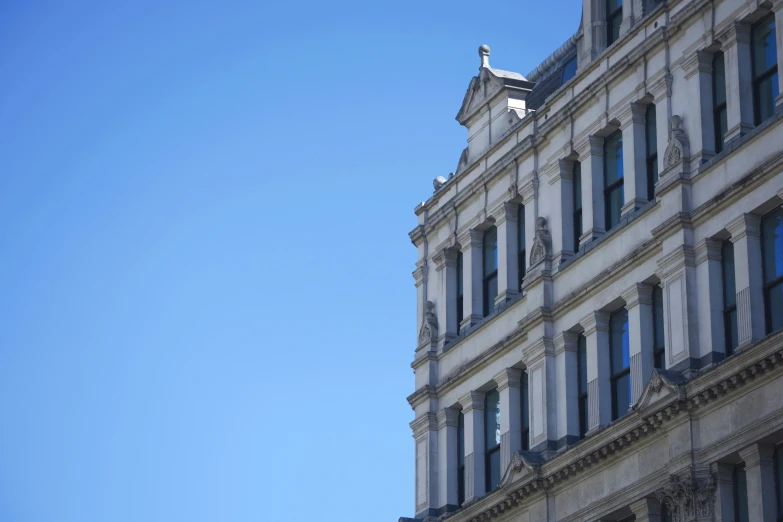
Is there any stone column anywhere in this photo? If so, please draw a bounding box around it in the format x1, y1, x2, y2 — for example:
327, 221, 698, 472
578, 136, 606, 248
682, 49, 716, 163
460, 391, 486, 503
581, 311, 611, 434
739, 443, 777, 522
713, 462, 736, 522
495, 368, 522, 473
620, 0, 642, 38
722, 22, 754, 142
620, 102, 649, 216
695, 239, 726, 366
774, 2, 783, 110
458, 229, 484, 331
657, 246, 701, 375
436, 408, 459, 514
411, 412, 439, 519
649, 73, 671, 176
434, 247, 459, 348
630, 497, 663, 522
727, 214, 764, 349
495, 202, 520, 306
554, 331, 580, 449
526, 337, 557, 456
557, 159, 576, 260
621, 283, 654, 404
581, 0, 608, 63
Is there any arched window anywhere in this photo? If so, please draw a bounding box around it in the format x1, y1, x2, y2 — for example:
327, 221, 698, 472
483, 227, 498, 317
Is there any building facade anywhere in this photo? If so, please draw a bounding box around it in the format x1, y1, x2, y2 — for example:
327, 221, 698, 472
402, 0, 783, 521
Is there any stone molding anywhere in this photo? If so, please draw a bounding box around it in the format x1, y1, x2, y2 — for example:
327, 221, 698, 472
693, 238, 722, 265
410, 412, 438, 439
738, 442, 775, 469
719, 21, 750, 48
553, 330, 579, 355
621, 282, 654, 309
580, 310, 610, 336
459, 390, 486, 412
727, 213, 761, 242
654, 473, 715, 522
494, 368, 522, 391
588, 134, 604, 156
682, 49, 713, 80
436, 407, 460, 429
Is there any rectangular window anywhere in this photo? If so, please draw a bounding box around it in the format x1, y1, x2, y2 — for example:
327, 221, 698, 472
457, 411, 465, 505
520, 371, 529, 451
752, 15, 779, 125
713, 51, 727, 153
774, 444, 783, 519
734, 464, 749, 522
484, 390, 501, 492
483, 227, 498, 317
645, 104, 658, 201
518, 205, 526, 289
722, 240, 738, 355
604, 131, 624, 231
577, 334, 588, 438
762, 209, 783, 334
610, 308, 631, 420
606, 0, 622, 46
457, 251, 464, 334
653, 285, 665, 369
561, 56, 577, 85
573, 162, 583, 253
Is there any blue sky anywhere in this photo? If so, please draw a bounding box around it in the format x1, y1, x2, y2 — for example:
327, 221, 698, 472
0, 2, 581, 521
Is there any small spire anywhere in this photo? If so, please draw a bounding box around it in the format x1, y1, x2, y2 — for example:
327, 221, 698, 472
479, 44, 490, 69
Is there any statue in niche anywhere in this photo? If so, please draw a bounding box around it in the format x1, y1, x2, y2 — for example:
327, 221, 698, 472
418, 301, 438, 345
529, 217, 551, 268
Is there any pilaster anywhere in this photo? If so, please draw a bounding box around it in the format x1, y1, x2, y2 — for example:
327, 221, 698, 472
495, 202, 520, 305
458, 229, 484, 331
739, 443, 777, 522
727, 214, 764, 349
621, 283, 654, 404
554, 331, 580, 448
578, 136, 606, 248
434, 247, 460, 348
494, 368, 522, 474
657, 245, 700, 375
436, 408, 459, 514
459, 391, 486, 503
712, 462, 735, 522
581, 311, 611, 434
525, 337, 557, 456
557, 158, 576, 260
411, 412, 439, 519
721, 22, 754, 141
620, 102, 651, 217
682, 49, 717, 164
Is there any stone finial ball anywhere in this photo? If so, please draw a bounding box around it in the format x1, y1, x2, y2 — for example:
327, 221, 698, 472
433, 176, 447, 190
479, 44, 490, 55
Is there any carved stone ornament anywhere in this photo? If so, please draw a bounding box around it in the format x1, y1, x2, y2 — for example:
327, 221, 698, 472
655, 474, 715, 522
529, 216, 551, 268
663, 115, 690, 170
418, 301, 438, 345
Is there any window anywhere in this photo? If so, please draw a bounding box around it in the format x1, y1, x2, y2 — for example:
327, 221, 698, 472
604, 131, 624, 231
457, 411, 465, 505
457, 251, 464, 334
653, 285, 665, 368
645, 104, 658, 201
661, 504, 673, 522
774, 444, 783, 520
577, 334, 588, 438
713, 51, 727, 153
484, 390, 501, 492
561, 56, 577, 85
483, 227, 498, 317
734, 464, 749, 522
518, 205, 526, 288
573, 161, 583, 252
752, 15, 779, 125
722, 241, 738, 355
762, 209, 783, 333
610, 308, 631, 420
520, 371, 529, 451
606, 0, 622, 46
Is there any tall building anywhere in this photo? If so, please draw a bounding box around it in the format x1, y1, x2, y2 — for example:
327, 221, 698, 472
402, 0, 783, 521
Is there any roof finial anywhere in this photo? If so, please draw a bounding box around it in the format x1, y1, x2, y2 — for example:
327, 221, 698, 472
479, 44, 490, 69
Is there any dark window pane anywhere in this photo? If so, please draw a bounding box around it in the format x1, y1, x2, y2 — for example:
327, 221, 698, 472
573, 163, 582, 211
716, 106, 728, 153
762, 210, 783, 283
661, 504, 673, 522
727, 308, 739, 353
604, 132, 624, 185
518, 205, 526, 254
521, 372, 529, 451
646, 104, 657, 157
579, 395, 588, 438
735, 465, 749, 522
607, 0, 621, 13
757, 73, 779, 123
613, 372, 631, 419
457, 251, 463, 295
483, 227, 498, 276
713, 51, 726, 106
752, 17, 778, 78
610, 309, 630, 373
653, 285, 665, 368
606, 185, 624, 231
769, 282, 783, 333
577, 335, 588, 393
561, 57, 577, 85
485, 390, 500, 450
722, 241, 736, 307
457, 412, 464, 465
487, 449, 501, 492
484, 274, 498, 317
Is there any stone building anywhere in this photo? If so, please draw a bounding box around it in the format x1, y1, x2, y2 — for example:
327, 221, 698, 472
401, 0, 783, 521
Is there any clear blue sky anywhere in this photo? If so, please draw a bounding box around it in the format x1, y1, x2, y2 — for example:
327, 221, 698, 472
0, 2, 580, 521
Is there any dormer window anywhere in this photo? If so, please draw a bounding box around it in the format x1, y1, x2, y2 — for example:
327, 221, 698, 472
561, 56, 577, 85
606, 0, 622, 46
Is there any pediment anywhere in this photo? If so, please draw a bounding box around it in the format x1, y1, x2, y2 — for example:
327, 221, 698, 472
456, 69, 506, 124
632, 368, 686, 412
498, 450, 544, 488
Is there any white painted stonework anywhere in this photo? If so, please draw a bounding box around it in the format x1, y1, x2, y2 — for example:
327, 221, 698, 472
402, 0, 783, 521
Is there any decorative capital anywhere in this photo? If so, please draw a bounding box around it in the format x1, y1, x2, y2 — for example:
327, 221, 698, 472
581, 310, 610, 335
553, 330, 580, 354
410, 412, 438, 438
621, 283, 654, 308
738, 442, 775, 469
683, 50, 713, 79
494, 367, 523, 391
588, 135, 605, 156
436, 407, 460, 429
694, 238, 723, 264
459, 390, 485, 412
721, 21, 750, 48
727, 213, 761, 242
558, 158, 575, 180
655, 473, 715, 522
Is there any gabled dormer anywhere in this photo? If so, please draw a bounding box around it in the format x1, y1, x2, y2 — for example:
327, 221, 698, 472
455, 45, 535, 171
